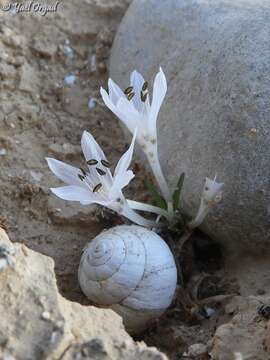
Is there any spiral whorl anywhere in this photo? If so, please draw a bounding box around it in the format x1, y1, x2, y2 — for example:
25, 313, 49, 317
79, 226, 146, 304
82, 233, 126, 281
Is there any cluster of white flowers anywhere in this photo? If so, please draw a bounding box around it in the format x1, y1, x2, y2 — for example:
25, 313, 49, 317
47, 68, 223, 229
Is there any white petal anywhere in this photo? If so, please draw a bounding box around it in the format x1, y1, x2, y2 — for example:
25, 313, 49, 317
51, 185, 110, 206
110, 130, 137, 198
81, 131, 106, 163
116, 97, 141, 134
51, 185, 94, 203
81, 131, 114, 186
108, 78, 125, 104
110, 170, 135, 199
46, 157, 82, 187
203, 178, 224, 202
100, 87, 127, 121
114, 129, 137, 177
130, 70, 145, 111
149, 67, 167, 133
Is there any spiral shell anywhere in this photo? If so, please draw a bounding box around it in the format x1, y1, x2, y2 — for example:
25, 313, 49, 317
78, 225, 177, 333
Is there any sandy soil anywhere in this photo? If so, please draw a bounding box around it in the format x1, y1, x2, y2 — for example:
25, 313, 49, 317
0, 0, 139, 302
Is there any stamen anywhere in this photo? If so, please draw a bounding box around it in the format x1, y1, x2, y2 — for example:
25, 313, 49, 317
93, 183, 102, 192
124, 86, 133, 94
127, 92, 135, 101
80, 167, 87, 176
142, 81, 148, 91
101, 159, 110, 168
87, 159, 98, 166
96, 167, 106, 176
78, 174, 85, 181
140, 91, 148, 102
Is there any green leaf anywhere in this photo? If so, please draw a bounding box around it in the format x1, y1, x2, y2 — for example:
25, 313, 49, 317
144, 180, 167, 210
173, 172, 185, 211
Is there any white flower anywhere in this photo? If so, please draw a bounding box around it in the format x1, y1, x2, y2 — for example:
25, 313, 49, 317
46, 130, 159, 227
202, 176, 224, 205
100, 67, 172, 207
46, 130, 136, 211
188, 176, 224, 229
100, 67, 167, 148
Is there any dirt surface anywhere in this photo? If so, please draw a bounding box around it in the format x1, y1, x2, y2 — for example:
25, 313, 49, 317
0, 1, 269, 359
0, 0, 142, 304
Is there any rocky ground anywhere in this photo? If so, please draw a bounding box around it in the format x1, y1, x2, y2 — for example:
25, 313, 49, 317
0, 1, 269, 359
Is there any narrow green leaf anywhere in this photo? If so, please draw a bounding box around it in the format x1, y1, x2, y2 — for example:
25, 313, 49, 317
173, 172, 185, 211
144, 180, 167, 210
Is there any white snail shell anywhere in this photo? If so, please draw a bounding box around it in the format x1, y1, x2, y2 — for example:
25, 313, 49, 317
78, 225, 177, 333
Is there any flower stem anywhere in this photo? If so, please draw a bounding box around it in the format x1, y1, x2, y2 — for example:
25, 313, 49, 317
126, 199, 170, 220
188, 201, 209, 229
146, 147, 173, 218
121, 204, 162, 228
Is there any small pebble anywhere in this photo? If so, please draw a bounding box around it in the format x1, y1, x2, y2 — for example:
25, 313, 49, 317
41, 311, 51, 321
250, 128, 257, 134
205, 307, 216, 317
88, 97, 97, 109
90, 54, 97, 72
64, 75, 76, 86
62, 40, 74, 59
30, 171, 43, 182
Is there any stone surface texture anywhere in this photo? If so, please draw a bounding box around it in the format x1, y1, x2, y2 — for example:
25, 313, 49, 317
211, 295, 270, 360
0, 228, 167, 360
109, 0, 270, 255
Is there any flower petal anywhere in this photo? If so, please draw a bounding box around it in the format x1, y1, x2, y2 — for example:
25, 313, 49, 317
108, 78, 125, 104
51, 185, 111, 207
130, 70, 145, 111
50, 185, 95, 203
116, 97, 141, 134
149, 67, 167, 133
101, 86, 140, 135
203, 177, 224, 202
81, 131, 106, 163
46, 157, 83, 187
114, 129, 137, 177
100, 87, 124, 120
110, 130, 137, 199
110, 170, 135, 199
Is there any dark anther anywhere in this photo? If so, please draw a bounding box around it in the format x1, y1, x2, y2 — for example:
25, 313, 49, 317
96, 168, 106, 176
142, 81, 148, 91
101, 160, 110, 168
87, 159, 98, 166
78, 174, 85, 181
141, 91, 148, 102
80, 167, 87, 176
124, 86, 133, 95
93, 183, 102, 193
127, 92, 135, 101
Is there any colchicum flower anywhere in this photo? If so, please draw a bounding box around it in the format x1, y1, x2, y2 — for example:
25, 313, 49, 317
100, 67, 172, 212
188, 176, 224, 229
46, 130, 162, 228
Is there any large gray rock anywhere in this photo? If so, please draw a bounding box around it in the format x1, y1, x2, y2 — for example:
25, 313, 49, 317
109, 0, 270, 255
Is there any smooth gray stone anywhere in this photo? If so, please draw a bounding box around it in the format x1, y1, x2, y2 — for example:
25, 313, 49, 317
109, 0, 270, 255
